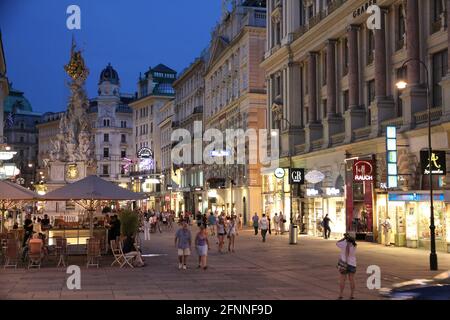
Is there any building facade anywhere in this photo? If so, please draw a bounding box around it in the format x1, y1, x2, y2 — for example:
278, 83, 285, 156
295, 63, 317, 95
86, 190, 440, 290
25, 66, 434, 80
129, 64, 176, 210
3, 88, 41, 187
0, 32, 7, 143
262, 0, 450, 252
203, 0, 267, 224
172, 50, 209, 214
88, 64, 134, 187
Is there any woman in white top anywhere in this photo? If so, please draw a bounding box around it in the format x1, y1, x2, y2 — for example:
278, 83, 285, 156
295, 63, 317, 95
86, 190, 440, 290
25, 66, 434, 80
336, 233, 357, 300
227, 216, 237, 252
259, 214, 269, 242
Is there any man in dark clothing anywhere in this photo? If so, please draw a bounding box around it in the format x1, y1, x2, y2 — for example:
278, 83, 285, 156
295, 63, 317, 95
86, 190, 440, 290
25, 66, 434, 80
322, 214, 332, 239
113, 215, 121, 239
23, 214, 34, 246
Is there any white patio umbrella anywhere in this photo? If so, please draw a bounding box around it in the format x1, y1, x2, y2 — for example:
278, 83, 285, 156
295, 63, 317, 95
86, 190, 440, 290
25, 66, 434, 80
0, 180, 41, 232
43, 175, 146, 237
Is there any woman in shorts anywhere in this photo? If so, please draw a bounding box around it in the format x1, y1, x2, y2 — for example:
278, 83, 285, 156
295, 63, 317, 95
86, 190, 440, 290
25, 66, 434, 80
336, 233, 357, 300
195, 226, 209, 270
216, 218, 226, 254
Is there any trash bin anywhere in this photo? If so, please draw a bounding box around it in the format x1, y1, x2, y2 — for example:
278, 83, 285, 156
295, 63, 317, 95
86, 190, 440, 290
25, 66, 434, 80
289, 224, 298, 245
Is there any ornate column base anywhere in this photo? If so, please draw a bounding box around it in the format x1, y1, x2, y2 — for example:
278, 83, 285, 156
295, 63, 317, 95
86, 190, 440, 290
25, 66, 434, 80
322, 115, 344, 148
400, 86, 428, 131
440, 75, 450, 121
344, 107, 366, 144
281, 128, 305, 158
305, 122, 323, 152
370, 97, 396, 138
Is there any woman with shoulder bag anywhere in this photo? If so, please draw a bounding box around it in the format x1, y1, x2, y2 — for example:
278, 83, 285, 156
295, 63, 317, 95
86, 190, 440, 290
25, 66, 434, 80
336, 233, 357, 300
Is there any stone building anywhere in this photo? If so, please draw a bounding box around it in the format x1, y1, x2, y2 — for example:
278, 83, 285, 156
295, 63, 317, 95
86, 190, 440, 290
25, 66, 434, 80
262, 0, 450, 252
172, 49, 209, 214
203, 0, 267, 224
129, 64, 176, 210
0, 32, 7, 144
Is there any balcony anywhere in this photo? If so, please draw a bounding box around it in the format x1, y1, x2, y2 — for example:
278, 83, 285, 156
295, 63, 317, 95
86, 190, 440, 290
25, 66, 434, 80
354, 126, 371, 141
331, 132, 345, 145
414, 107, 442, 125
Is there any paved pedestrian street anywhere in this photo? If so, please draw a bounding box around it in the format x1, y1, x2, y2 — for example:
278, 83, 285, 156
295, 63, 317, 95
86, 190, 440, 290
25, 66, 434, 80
1, 227, 449, 300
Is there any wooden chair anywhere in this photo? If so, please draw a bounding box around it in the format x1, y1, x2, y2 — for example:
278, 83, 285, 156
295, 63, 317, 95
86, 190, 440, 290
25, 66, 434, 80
28, 240, 44, 269
86, 238, 101, 268
4, 239, 19, 269
110, 240, 123, 267
55, 238, 67, 268
118, 239, 135, 268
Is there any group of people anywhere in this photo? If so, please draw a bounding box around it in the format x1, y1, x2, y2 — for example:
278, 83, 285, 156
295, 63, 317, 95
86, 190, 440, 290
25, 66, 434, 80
251, 212, 287, 242
174, 210, 242, 270
141, 209, 175, 240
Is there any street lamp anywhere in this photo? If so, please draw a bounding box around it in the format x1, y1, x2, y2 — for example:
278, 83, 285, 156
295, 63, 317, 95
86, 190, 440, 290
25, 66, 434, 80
272, 117, 295, 228
396, 58, 438, 271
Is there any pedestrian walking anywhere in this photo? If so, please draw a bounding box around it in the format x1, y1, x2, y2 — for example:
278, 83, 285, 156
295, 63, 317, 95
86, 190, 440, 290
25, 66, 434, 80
143, 216, 151, 241
238, 214, 243, 231
208, 212, 216, 236
195, 226, 209, 270
336, 233, 357, 300
252, 213, 259, 235
175, 220, 192, 270
216, 218, 226, 253
273, 213, 280, 235
381, 217, 392, 246
227, 216, 237, 252
322, 214, 332, 239
279, 212, 286, 234
259, 214, 269, 242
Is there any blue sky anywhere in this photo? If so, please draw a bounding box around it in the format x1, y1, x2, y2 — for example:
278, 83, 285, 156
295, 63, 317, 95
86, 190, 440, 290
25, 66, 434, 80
0, 0, 222, 113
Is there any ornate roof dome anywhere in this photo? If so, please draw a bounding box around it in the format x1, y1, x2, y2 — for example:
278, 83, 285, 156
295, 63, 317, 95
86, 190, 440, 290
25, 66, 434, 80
4, 87, 33, 113
99, 63, 119, 85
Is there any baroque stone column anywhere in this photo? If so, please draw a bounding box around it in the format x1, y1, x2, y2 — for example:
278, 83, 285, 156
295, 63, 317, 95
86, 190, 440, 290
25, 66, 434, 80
344, 25, 366, 143
305, 52, 323, 151
323, 39, 344, 148
440, 0, 450, 121
370, 8, 395, 138
401, 0, 428, 129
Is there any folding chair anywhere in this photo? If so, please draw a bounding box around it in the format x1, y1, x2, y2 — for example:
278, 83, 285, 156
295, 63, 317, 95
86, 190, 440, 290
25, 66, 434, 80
110, 240, 124, 267
86, 239, 101, 268
4, 239, 19, 269
119, 240, 135, 268
55, 238, 67, 268
28, 240, 43, 269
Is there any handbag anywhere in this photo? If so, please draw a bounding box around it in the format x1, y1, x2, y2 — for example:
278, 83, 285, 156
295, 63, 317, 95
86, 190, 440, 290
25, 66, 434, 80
337, 243, 350, 274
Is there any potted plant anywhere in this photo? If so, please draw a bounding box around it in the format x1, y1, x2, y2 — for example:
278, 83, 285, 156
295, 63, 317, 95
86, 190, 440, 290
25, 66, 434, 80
119, 210, 139, 237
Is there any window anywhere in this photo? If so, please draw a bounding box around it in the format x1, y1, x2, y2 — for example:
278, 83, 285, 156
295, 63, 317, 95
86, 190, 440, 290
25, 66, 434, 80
397, 5, 405, 50
433, 50, 449, 107
102, 165, 109, 175
433, 0, 444, 23
367, 30, 374, 65
103, 147, 109, 158
367, 80, 376, 106
19, 136, 24, 143
322, 99, 327, 119
121, 150, 126, 158
343, 38, 349, 75
135, 127, 138, 137
103, 119, 110, 127
104, 133, 109, 142
343, 90, 349, 112
396, 67, 407, 117
121, 121, 127, 128
121, 134, 126, 143
275, 75, 282, 98
322, 52, 327, 86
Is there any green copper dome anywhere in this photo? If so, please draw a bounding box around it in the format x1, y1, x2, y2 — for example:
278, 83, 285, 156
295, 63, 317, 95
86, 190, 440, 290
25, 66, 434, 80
4, 87, 33, 113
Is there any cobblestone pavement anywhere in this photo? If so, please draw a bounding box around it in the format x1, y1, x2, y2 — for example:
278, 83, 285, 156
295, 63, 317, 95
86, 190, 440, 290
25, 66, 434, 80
1, 226, 449, 300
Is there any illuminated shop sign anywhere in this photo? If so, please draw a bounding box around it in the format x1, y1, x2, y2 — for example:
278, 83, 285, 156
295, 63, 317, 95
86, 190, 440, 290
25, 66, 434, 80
306, 189, 319, 197
137, 147, 154, 172
386, 126, 398, 188
326, 188, 341, 196
305, 170, 325, 184
420, 150, 446, 175
388, 193, 444, 202
137, 147, 153, 159
353, 160, 374, 182
289, 168, 305, 185
210, 149, 231, 157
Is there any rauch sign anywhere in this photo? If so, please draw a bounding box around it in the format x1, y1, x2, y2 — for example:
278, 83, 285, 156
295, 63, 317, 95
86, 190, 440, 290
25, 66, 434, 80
353, 160, 374, 182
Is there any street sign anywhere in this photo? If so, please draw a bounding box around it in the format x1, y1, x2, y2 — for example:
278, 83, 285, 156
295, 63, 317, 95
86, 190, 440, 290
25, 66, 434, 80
420, 150, 446, 175
289, 168, 305, 185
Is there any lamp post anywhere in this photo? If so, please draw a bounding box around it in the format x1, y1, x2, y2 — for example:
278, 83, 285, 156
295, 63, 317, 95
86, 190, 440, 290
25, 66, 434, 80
271, 117, 294, 227
396, 58, 438, 271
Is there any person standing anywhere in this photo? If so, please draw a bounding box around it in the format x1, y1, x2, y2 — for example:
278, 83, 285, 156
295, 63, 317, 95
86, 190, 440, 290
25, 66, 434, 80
23, 214, 33, 247
336, 233, 357, 300
143, 216, 151, 241
252, 213, 259, 235
279, 212, 286, 235
381, 217, 392, 246
113, 215, 121, 240
238, 214, 243, 231
195, 226, 209, 270
216, 218, 226, 253
322, 214, 332, 239
259, 214, 269, 242
208, 212, 216, 236
175, 220, 192, 270
227, 216, 237, 252
273, 213, 280, 235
